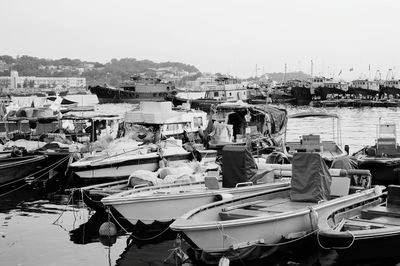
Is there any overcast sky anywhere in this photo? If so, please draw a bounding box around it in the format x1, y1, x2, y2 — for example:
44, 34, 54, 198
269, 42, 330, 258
2, 0, 400, 80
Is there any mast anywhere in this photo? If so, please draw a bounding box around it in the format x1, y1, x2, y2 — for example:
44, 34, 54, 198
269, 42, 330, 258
282, 63, 287, 83
311, 60, 313, 78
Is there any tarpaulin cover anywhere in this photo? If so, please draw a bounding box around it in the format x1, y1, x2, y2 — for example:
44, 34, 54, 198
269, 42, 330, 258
290, 152, 332, 202
222, 145, 257, 188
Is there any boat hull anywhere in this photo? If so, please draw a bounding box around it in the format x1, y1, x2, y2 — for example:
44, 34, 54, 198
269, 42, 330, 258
102, 181, 291, 225
171, 187, 381, 263
357, 157, 400, 185
89, 85, 174, 104
70, 150, 216, 181
0, 155, 47, 186
320, 230, 400, 261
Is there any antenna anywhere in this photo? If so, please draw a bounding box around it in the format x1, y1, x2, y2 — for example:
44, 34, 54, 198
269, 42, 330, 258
386, 69, 393, 81
369, 64, 371, 80
255, 64, 261, 78
282, 63, 287, 83
310, 60, 313, 78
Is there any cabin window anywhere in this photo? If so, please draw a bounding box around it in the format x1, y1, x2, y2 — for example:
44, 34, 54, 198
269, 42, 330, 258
244, 91, 246, 95
153, 93, 157, 97
193, 117, 203, 127
159, 93, 163, 96
214, 92, 219, 97
166, 124, 179, 131
229, 92, 232, 96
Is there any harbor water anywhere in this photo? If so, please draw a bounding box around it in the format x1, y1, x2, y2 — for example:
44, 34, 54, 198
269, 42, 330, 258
2, 104, 400, 266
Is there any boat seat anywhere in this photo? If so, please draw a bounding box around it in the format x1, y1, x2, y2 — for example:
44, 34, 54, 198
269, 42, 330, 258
330, 176, 351, 197
387, 185, 400, 206
219, 208, 276, 220
204, 175, 220, 190
361, 205, 400, 219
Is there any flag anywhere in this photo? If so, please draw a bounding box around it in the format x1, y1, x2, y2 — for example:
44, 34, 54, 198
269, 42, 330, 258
349, 68, 354, 72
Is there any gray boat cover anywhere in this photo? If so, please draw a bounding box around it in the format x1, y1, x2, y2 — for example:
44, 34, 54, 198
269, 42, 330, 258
222, 145, 258, 188
290, 152, 332, 202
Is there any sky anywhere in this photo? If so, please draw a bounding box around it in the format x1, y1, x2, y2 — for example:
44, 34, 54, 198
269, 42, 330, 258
1, 0, 400, 80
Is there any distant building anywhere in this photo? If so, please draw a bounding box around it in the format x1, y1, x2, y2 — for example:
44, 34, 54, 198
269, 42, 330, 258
0, 71, 86, 90
0, 60, 8, 72
10, 71, 18, 90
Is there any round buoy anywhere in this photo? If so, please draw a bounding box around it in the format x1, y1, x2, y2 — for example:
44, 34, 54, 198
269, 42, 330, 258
99, 221, 117, 237
99, 235, 117, 247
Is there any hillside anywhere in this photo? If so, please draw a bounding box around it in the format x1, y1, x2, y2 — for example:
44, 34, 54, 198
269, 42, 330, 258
266, 71, 311, 82
0, 55, 201, 87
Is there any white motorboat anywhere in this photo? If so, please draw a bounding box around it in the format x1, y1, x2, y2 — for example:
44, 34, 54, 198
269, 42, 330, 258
101, 145, 290, 226
170, 152, 378, 263
101, 176, 290, 226
69, 139, 217, 182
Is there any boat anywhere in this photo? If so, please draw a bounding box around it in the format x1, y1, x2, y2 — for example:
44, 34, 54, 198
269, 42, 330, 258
380, 78, 400, 99
0, 154, 47, 186
170, 152, 378, 264
316, 185, 400, 261
285, 79, 312, 105
348, 79, 380, 99
123, 101, 208, 143
69, 138, 217, 184
172, 75, 249, 112
206, 102, 288, 155
312, 78, 349, 101
101, 145, 291, 226
89, 75, 177, 104
274, 111, 348, 166
352, 122, 400, 186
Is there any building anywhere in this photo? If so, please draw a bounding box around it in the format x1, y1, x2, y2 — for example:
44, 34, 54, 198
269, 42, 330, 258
0, 71, 86, 91
0, 60, 8, 72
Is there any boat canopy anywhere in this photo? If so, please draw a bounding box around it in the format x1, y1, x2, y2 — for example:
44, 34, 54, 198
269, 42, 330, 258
288, 112, 339, 119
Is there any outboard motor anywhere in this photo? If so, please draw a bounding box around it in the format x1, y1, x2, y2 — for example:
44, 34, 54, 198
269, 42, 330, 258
264, 151, 289, 164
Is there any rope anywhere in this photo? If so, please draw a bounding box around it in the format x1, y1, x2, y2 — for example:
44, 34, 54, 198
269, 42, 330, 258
107, 207, 129, 234
0, 154, 71, 197
53, 191, 73, 225
128, 225, 171, 241
0, 182, 31, 198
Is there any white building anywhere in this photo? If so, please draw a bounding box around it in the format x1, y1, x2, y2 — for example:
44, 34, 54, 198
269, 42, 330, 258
0, 71, 86, 90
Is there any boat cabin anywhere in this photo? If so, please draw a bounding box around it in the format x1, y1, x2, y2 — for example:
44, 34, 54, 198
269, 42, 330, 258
124, 101, 207, 143
384, 79, 400, 89
351, 79, 380, 92
376, 123, 399, 156
120, 75, 174, 94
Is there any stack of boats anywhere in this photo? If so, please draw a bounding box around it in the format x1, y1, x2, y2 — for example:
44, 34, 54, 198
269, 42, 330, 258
74, 107, 400, 264
4, 93, 400, 264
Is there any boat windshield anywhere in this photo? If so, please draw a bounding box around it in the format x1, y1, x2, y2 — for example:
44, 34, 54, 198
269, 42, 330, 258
285, 113, 342, 146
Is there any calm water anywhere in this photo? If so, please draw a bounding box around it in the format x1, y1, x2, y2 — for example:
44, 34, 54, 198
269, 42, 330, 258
2, 104, 400, 266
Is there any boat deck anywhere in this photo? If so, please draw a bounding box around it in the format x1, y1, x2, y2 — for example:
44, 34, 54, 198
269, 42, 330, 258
219, 198, 313, 220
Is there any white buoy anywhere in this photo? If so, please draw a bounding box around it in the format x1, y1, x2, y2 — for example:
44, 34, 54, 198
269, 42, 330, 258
219, 256, 230, 266
99, 221, 117, 236
374, 185, 383, 196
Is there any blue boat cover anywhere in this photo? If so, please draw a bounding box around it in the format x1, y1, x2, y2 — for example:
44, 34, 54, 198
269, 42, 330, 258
290, 152, 332, 202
